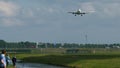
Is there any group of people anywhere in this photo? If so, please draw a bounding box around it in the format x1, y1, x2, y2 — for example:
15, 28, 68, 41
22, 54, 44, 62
0, 50, 17, 68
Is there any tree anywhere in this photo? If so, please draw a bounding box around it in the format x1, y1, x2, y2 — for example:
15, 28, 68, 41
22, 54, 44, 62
0, 40, 6, 48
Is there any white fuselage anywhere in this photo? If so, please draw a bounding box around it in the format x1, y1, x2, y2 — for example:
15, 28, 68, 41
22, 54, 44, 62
68, 9, 86, 16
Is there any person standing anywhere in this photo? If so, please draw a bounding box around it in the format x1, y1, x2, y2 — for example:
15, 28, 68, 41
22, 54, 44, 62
0, 50, 6, 68
6, 54, 11, 66
12, 56, 16, 68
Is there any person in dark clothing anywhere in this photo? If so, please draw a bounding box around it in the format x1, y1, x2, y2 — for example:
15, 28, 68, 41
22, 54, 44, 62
12, 56, 16, 68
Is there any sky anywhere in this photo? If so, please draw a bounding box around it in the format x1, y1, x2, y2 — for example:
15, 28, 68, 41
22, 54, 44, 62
0, 0, 120, 44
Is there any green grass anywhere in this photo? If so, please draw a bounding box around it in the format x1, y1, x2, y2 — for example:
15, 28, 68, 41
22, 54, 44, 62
18, 54, 120, 68
8, 49, 120, 68
7, 65, 13, 68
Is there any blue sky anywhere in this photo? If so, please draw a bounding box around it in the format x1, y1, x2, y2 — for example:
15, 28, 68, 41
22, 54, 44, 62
0, 0, 120, 44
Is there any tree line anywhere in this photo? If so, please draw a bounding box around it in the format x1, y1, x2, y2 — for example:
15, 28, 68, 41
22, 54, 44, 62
0, 40, 120, 49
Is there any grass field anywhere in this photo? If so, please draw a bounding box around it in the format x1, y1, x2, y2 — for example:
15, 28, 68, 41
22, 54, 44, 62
8, 48, 120, 68
12, 54, 120, 68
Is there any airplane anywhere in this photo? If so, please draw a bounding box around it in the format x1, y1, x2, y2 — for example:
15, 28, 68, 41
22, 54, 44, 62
68, 9, 87, 16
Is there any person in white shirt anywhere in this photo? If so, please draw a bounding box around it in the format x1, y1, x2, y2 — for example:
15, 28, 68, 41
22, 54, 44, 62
0, 50, 6, 68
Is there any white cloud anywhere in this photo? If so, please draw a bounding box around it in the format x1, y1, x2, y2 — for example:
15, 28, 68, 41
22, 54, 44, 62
21, 8, 35, 18
80, 2, 96, 13
0, 1, 19, 17
1, 18, 24, 27
103, 3, 120, 17
48, 8, 55, 13
0, 1, 22, 27
80, 2, 120, 18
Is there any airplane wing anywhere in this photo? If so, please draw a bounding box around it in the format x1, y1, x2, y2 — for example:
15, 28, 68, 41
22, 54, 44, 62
82, 12, 87, 14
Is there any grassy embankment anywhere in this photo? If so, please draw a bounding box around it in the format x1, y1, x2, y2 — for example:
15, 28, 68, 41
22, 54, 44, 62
9, 53, 120, 68
8, 48, 120, 68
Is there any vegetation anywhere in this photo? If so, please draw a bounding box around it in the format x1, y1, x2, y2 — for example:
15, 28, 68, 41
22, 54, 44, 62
0, 39, 120, 68
7, 65, 13, 68
8, 52, 119, 68
0, 40, 120, 49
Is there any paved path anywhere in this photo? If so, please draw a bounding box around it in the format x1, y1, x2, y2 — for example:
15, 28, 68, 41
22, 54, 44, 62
16, 63, 66, 68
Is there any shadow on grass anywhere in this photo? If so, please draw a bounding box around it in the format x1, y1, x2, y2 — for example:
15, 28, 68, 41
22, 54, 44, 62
22, 54, 120, 67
